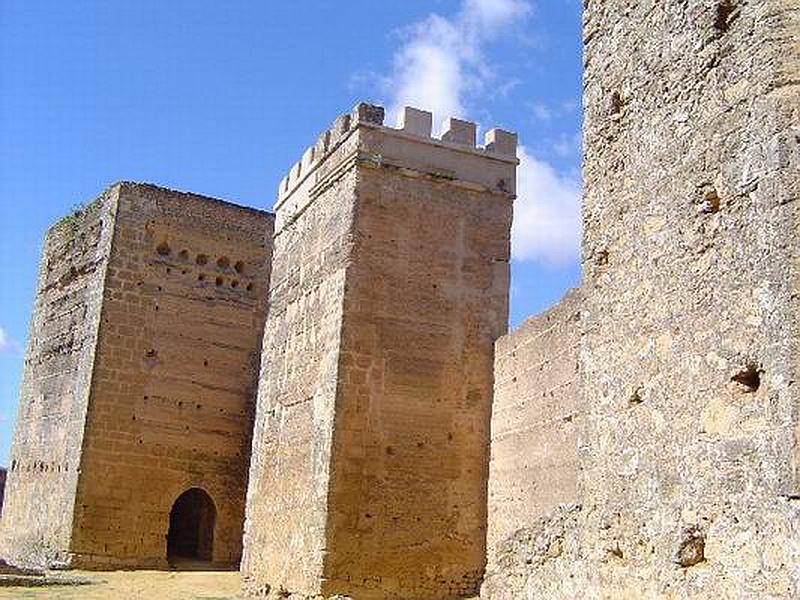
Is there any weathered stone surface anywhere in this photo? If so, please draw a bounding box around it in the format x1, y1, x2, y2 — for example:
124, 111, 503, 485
0, 467, 6, 516
2, 2, 797, 593
0, 195, 115, 568
242, 104, 516, 599
485, 289, 580, 569
0, 183, 273, 569
483, 1, 800, 598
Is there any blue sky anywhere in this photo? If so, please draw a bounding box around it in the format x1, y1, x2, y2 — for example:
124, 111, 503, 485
0, 0, 582, 465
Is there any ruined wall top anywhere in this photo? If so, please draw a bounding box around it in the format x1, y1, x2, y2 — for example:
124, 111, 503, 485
274, 102, 518, 235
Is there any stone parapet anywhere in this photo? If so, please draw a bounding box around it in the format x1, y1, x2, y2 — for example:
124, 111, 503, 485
273, 103, 517, 236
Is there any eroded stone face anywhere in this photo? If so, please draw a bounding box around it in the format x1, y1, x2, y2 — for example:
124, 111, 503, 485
0, 195, 115, 568
242, 105, 516, 599
1, 183, 273, 569
485, 289, 580, 569
483, 1, 800, 598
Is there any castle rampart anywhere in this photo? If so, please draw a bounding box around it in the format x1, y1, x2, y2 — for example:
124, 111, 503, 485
2, 2, 798, 595
485, 289, 580, 569
482, 1, 800, 598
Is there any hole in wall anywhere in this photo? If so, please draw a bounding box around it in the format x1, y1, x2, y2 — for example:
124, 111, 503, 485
217, 256, 230, 269
676, 527, 706, 568
231, 280, 239, 288
610, 91, 625, 115
215, 277, 224, 286
595, 249, 609, 267
714, 0, 737, 32
179, 250, 189, 260
698, 186, 721, 214
196, 254, 208, 266
629, 387, 643, 406
608, 544, 623, 559
246, 283, 254, 292
198, 274, 206, 282
234, 261, 245, 274
156, 242, 171, 256
732, 365, 761, 393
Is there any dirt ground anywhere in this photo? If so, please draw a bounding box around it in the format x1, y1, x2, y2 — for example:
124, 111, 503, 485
0, 569, 241, 599
0, 570, 483, 599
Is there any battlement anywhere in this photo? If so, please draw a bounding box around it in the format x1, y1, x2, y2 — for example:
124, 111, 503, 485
274, 102, 518, 235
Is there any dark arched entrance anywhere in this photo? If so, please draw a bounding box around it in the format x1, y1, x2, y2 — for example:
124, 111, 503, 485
166, 487, 216, 563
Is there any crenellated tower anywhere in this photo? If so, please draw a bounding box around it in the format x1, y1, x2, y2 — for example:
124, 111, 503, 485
242, 103, 517, 599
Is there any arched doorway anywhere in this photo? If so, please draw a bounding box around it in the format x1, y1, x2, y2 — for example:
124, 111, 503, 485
166, 487, 216, 563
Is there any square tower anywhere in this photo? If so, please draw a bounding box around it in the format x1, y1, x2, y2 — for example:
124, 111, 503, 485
242, 104, 517, 599
0, 183, 273, 568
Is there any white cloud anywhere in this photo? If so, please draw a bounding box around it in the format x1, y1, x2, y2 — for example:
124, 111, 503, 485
381, 0, 582, 266
0, 328, 10, 353
562, 98, 580, 113
530, 102, 552, 121
383, 0, 530, 131
552, 131, 582, 158
512, 147, 582, 265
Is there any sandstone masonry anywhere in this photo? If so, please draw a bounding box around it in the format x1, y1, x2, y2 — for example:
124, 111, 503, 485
482, 1, 800, 598
485, 289, 580, 570
241, 104, 517, 599
0, 183, 273, 568
2, 1, 798, 596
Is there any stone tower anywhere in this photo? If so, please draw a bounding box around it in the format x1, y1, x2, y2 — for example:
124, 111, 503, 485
0, 183, 273, 568
242, 103, 517, 599
482, 1, 800, 598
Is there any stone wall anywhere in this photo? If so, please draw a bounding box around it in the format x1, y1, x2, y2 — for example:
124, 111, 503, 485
241, 140, 356, 592
70, 183, 272, 568
0, 467, 6, 516
485, 289, 580, 568
0, 193, 116, 567
243, 103, 516, 599
1, 183, 273, 569
483, 1, 800, 598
